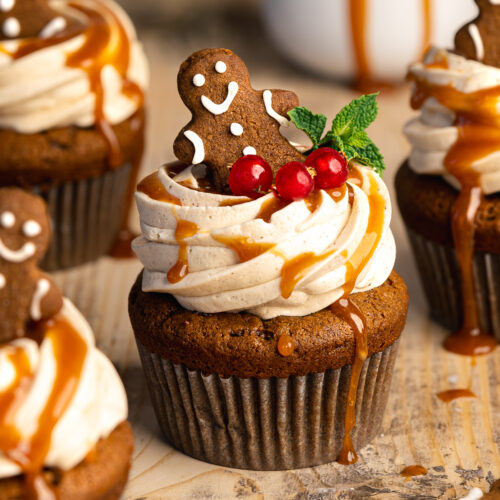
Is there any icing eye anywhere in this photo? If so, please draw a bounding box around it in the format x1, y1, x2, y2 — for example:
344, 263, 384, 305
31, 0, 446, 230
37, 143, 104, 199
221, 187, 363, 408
23, 220, 41, 238
192, 74, 205, 87
215, 61, 227, 74
0, 211, 15, 228
0, 0, 14, 12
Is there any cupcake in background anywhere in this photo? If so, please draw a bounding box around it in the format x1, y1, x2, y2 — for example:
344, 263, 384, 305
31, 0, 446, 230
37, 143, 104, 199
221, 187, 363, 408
0, 0, 148, 270
129, 48, 408, 470
0, 188, 133, 498
396, 0, 500, 354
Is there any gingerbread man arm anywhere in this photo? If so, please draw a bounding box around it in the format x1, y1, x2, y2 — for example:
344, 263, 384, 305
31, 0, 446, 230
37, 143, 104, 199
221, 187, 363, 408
173, 127, 203, 166
30, 275, 63, 321
269, 90, 300, 118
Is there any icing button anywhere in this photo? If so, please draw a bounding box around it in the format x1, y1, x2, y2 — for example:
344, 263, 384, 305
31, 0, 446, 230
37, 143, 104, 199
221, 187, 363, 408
0, 0, 14, 12
2, 17, 20, 38
230, 123, 243, 136
243, 146, 257, 155
215, 61, 227, 73
0, 211, 15, 228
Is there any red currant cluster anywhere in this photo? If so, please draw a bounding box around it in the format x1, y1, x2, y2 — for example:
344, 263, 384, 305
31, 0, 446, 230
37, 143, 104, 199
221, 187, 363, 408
228, 148, 348, 201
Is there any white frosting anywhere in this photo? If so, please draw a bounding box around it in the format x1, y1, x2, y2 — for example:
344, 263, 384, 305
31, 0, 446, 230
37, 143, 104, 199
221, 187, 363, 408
0, 0, 148, 133
215, 61, 227, 74
468, 24, 484, 61
404, 48, 500, 194
0, 211, 14, 228
263, 89, 289, 127
183, 130, 205, 164
39, 16, 67, 38
2, 17, 19, 38
201, 81, 238, 115
30, 278, 50, 321
0, 298, 127, 477
243, 146, 256, 155
192, 74, 205, 87
230, 122, 243, 136
132, 165, 395, 320
22, 220, 41, 237
0, 237, 35, 262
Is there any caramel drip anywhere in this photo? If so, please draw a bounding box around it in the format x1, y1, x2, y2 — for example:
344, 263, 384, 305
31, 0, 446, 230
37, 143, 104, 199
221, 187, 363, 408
277, 334, 295, 357
326, 185, 348, 204
278, 249, 334, 300
212, 235, 274, 263
411, 78, 499, 355
218, 198, 250, 207
0, 316, 88, 500
400, 465, 428, 480
343, 171, 385, 296
331, 298, 368, 465
304, 189, 322, 213
421, 0, 432, 56
437, 388, 476, 402
137, 171, 182, 205
167, 219, 199, 284
256, 196, 289, 223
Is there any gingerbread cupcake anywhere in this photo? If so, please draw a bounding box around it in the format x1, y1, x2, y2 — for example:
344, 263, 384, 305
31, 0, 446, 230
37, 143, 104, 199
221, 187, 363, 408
0, 188, 133, 498
397, 0, 500, 354
0, 0, 148, 270
129, 48, 408, 470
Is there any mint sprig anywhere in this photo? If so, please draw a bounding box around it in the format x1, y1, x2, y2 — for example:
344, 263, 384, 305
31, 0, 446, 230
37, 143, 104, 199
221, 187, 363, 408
287, 93, 386, 175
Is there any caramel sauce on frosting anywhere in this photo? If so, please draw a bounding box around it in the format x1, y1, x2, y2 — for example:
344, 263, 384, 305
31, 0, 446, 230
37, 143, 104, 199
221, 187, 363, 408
137, 171, 182, 206
212, 235, 274, 263
167, 219, 199, 284
0, 316, 87, 499
411, 77, 499, 355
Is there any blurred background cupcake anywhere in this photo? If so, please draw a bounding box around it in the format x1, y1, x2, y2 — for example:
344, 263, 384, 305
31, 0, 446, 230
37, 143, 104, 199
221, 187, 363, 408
0, 0, 148, 270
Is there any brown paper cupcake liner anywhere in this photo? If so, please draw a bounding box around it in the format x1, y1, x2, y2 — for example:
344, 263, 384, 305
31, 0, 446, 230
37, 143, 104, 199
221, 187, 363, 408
407, 228, 500, 340
136, 337, 400, 471
30, 163, 132, 271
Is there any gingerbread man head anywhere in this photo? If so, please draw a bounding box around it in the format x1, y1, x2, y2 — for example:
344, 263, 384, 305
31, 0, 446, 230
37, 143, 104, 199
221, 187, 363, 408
173, 48, 304, 191
0, 188, 62, 342
0, 0, 70, 40
455, 0, 500, 67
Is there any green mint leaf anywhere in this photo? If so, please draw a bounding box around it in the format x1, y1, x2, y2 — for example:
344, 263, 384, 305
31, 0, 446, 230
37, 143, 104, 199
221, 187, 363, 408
331, 93, 379, 138
288, 107, 327, 146
345, 130, 371, 149
349, 140, 386, 176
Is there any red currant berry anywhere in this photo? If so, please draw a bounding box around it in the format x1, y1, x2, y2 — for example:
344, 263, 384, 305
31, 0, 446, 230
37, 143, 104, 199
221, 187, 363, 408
229, 155, 273, 198
305, 147, 348, 189
275, 161, 314, 201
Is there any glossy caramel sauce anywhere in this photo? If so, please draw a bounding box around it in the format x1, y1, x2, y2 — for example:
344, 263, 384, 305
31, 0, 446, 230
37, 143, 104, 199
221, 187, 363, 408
0, 316, 88, 499
331, 298, 368, 465
277, 334, 295, 357
400, 465, 428, 480
167, 219, 199, 284
256, 196, 289, 223
211, 235, 274, 263
218, 198, 250, 207
411, 78, 499, 355
437, 388, 476, 402
349, 0, 432, 92
137, 171, 182, 205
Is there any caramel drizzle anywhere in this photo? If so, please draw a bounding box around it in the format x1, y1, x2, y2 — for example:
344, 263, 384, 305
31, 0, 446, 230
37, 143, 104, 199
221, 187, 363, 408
5, 0, 143, 168
400, 465, 428, 481
411, 78, 499, 355
0, 316, 88, 500
331, 298, 368, 465
349, 0, 432, 91
137, 171, 182, 205
167, 219, 199, 284
211, 235, 274, 263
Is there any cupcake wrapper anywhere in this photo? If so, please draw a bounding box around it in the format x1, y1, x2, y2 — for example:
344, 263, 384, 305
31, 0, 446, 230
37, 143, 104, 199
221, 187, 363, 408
407, 228, 500, 340
31, 164, 132, 271
136, 338, 400, 471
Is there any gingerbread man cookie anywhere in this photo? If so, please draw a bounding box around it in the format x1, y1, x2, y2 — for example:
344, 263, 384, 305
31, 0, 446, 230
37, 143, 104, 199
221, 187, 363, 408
173, 48, 304, 191
455, 0, 500, 67
0, 0, 70, 40
0, 188, 63, 342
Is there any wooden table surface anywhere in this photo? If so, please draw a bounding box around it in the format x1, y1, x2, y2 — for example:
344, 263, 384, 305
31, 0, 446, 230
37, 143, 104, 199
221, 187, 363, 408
52, 25, 500, 499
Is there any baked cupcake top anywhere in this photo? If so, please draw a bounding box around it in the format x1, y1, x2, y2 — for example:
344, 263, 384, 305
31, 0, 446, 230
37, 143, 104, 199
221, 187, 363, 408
404, 0, 500, 195
0, 0, 148, 163
133, 48, 395, 320
0, 188, 128, 498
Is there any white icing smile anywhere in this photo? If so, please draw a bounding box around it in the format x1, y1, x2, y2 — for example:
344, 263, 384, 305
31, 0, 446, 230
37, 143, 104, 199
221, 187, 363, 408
201, 81, 238, 115
0, 237, 35, 263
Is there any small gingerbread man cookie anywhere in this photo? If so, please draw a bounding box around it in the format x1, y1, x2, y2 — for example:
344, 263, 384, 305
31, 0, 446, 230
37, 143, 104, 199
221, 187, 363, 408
173, 48, 304, 191
0, 188, 63, 342
0, 0, 70, 40
455, 0, 500, 67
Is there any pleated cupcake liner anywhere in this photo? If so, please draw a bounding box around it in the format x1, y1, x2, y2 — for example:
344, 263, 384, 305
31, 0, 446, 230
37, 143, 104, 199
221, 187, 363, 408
407, 228, 500, 340
30, 163, 132, 271
136, 338, 400, 471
